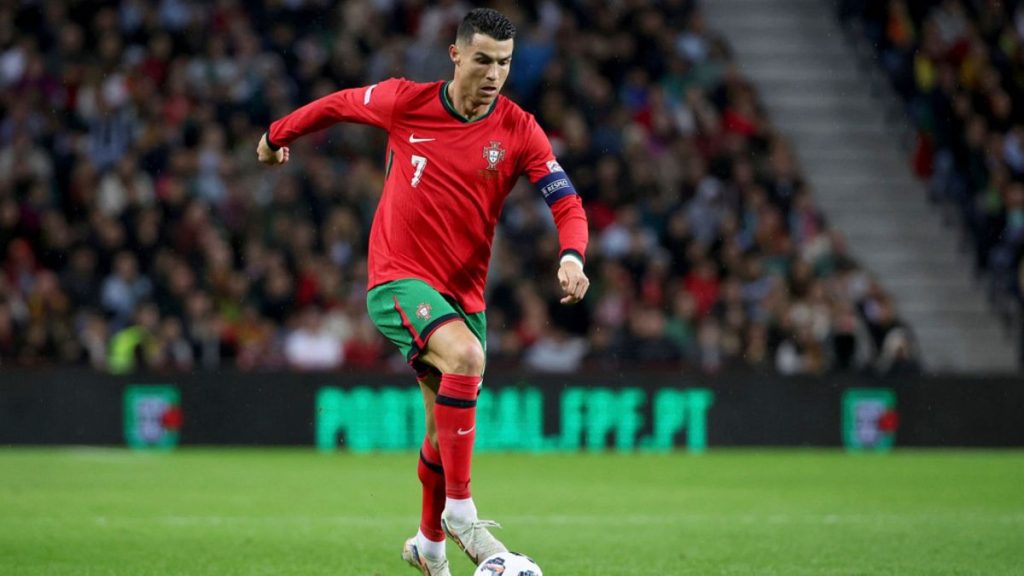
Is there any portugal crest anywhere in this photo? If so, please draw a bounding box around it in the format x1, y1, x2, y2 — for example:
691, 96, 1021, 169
483, 140, 506, 170
416, 303, 432, 321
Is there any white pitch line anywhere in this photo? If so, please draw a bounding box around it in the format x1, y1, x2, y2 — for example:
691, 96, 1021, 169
45, 512, 1020, 527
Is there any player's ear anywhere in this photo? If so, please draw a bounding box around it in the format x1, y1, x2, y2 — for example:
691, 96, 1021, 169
449, 44, 460, 66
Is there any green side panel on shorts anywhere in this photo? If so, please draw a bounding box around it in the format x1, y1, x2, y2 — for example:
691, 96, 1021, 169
366, 279, 486, 365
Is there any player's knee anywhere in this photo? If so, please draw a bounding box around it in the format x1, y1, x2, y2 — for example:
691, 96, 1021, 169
447, 341, 485, 375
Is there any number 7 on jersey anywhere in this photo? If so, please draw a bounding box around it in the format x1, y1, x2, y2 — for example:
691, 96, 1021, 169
410, 155, 427, 187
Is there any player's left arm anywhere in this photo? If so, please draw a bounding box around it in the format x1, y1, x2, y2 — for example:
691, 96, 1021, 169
521, 117, 590, 305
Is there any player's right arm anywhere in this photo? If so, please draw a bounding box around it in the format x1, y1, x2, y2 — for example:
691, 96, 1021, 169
256, 78, 405, 165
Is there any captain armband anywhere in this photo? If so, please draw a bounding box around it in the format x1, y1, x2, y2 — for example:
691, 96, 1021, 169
535, 169, 578, 206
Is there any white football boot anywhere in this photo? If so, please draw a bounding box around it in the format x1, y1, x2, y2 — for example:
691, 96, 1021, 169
440, 510, 509, 566
402, 537, 452, 576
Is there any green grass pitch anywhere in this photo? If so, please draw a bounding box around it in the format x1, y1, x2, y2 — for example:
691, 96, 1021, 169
1, 448, 1022, 575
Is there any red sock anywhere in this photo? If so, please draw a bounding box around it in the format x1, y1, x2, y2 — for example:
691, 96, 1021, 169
417, 435, 446, 541
434, 373, 480, 499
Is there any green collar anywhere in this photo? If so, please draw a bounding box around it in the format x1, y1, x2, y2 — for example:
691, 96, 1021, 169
440, 81, 498, 123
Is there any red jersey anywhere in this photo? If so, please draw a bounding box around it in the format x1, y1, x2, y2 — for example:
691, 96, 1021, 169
268, 78, 588, 313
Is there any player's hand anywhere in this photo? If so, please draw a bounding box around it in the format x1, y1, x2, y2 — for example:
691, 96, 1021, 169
558, 259, 589, 305
256, 132, 289, 166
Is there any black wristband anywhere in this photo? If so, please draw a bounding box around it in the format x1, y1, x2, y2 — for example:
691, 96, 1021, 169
264, 130, 281, 152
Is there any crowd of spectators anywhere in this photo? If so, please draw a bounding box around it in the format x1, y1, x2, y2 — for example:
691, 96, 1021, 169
0, 0, 917, 375
841, 0, 1024, 333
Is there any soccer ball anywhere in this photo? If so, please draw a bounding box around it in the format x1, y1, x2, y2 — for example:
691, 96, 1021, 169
473, 551, 543, 576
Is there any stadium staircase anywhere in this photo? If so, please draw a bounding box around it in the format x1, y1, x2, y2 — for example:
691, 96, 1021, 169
704, 0, 1017, 372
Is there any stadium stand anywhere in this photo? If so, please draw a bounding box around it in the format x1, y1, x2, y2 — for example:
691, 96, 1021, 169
0, 0, 916, 375
840, 0, 1024, 363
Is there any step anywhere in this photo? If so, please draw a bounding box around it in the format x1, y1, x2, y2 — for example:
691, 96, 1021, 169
882, 277, 981, 298
828, 210, 944, 229
818, 199, 932, 217
896, 298, 992, 316
731, 47, 851, 69
913, 325, 1012, 348
796, 151, 910, 170
835, 208, 951, 227
816, 185, 926, 205
783, 120, 889, 136
846, 234, 960, 254
871, 272, 971, 291
820, 206, 935, 226
816, 176, 924, 190
913, 326, 1011, 343
765, 91, 876, 111
739, 56, 859, 79
707, 0, 829, 7
787, 130, 895, 151
728, 37, 848, 58
834, 213, 953, 235
842, 238, 958, 259
796, 149, 912, 170
770, 107, 882, 128
913, 323, 1014, 342
750, 74, 870, 96
867, 250, 967, 269
819, 213, 935, 233
709, 13, 836, 32
802, 170, 921, 190
917, 348, 1017, 373
741, 63, 862, 85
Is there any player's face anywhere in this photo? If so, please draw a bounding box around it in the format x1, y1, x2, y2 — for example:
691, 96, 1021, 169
453, 33, 513, 105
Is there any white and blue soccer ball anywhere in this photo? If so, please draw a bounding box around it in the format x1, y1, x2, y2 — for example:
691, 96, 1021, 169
473, 551, 543, 576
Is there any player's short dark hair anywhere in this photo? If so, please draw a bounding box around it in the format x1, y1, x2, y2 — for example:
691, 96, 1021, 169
457, 8, 516, 44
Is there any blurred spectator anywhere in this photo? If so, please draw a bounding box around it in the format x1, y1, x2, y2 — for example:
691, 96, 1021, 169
108, 302, 160, 374
524, 326, 588, 373
613, 306, 682, 366
97, 154, 154, 217
101, 252, 152, 328
876, 326, 921, 375
343, 315, 387, 369
285, 307, 344, 371
77, 312, 109, 370
154, 317, 195, 372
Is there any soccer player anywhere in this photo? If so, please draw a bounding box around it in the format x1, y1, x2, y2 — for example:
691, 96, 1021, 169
257, 8, 589, 576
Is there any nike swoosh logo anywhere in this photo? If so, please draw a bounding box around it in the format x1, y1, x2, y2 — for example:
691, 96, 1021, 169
456, 426, 475, 436
409, 134, 436, 143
